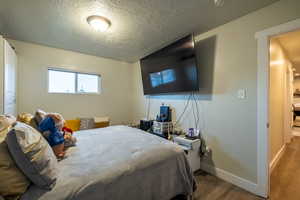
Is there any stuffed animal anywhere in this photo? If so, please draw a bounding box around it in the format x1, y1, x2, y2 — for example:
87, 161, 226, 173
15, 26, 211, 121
17, 113, 34, 124
62, 126, 77, 147
39, 113, 65, 158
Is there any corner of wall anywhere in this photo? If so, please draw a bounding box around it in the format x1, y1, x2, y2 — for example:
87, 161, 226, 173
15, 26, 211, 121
0, 36, 4, 114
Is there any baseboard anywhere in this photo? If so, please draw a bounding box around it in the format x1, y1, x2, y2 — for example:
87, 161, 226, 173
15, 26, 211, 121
200, 163, 259, 195
269, 145, 286, 174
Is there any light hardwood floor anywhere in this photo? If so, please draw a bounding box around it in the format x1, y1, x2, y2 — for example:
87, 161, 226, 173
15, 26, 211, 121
270, 137, 300, 200
193, 171, 264, 200
192, 137, 300, 200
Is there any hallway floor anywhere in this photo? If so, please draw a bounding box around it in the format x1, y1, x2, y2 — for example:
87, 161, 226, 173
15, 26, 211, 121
270, 137, 300, 200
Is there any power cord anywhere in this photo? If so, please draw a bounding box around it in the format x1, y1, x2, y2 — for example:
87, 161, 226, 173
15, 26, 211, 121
146, 95, 151, 120
192, 92, 201, 131
174, 93, 193, 128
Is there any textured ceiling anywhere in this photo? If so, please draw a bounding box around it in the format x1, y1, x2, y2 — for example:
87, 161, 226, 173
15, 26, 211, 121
276, 30, 300, 72
0, 0, 279, 62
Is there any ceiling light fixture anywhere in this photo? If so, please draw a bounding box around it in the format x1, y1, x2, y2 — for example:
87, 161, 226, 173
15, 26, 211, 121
270, 60, 285, 66
87, 15, 111, 32
214, 0, 225, 7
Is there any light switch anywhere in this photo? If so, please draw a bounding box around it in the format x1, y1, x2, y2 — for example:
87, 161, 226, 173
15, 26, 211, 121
237, 89, 246, 99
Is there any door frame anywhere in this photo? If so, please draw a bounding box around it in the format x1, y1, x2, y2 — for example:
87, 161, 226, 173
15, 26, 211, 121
283, 62, 293, 144
3, 39, 17, 116
255, 18, 300, 198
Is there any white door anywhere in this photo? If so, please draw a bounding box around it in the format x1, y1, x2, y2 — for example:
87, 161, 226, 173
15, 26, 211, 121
4, 40, 17, 115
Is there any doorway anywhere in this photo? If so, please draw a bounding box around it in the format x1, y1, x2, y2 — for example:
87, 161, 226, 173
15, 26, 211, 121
268, 30, 300, 199
256, 18, 300, 198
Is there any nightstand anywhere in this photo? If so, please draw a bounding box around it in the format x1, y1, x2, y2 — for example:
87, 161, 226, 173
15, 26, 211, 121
173, 136, 201, 172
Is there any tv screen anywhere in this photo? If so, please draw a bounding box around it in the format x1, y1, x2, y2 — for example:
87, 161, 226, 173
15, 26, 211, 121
140, 35, 199, 95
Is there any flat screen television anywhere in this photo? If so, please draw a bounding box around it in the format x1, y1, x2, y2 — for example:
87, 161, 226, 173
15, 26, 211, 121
140, 35, 199, 95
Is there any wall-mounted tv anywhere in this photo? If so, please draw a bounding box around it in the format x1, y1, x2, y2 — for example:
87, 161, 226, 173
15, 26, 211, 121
140, 35, 199, 95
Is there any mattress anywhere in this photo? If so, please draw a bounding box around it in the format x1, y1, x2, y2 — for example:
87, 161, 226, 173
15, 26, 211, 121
21, 126, 194, 200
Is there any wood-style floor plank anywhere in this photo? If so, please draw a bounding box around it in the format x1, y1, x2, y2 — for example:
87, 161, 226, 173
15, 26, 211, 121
270, 137, 300, 200
193, 137, 300, 200
194, 171, 264, 200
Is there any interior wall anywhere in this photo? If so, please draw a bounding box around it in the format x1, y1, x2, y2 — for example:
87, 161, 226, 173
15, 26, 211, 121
132, 0, 300, 183
293, 79, 300, 104
269, 38, 291, 163
9, 39, 135, 125
0, 36, 4, 114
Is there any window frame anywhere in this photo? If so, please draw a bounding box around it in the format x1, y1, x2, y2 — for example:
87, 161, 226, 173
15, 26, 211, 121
47, 68, 101, 95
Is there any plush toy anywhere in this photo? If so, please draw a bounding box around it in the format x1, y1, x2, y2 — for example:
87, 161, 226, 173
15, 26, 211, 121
39, 113, 65, 158
62, 126, 77, 147
17, 113, 34, 124
62, 126, 73, 134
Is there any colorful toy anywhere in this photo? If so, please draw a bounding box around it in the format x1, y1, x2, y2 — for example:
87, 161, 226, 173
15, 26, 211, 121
39, 114, 65, 158
62, 126, 77, 147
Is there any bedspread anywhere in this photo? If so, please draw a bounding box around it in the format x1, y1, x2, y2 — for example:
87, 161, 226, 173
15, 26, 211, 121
21, 126, 194, 200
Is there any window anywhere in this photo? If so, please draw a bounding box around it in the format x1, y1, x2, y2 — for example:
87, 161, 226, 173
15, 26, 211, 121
48, 69, 101, 94
48, 70, 76, 93
77, 73, 99, 93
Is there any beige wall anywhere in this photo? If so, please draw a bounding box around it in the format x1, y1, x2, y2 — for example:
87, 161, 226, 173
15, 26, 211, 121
0, 36, 3, 114
132, 0, 300, 183
9, 39, 134, 124
269, 38, 291, 163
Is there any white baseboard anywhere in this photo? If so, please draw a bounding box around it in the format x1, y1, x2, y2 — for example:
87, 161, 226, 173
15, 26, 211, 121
200, 163, 259, 195
269, 145, 286, 174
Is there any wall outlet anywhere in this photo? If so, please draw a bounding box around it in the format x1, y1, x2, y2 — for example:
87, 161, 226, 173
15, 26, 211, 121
201, 145, 212, 157
237, 89, 246, 99
205, 146, 211, 153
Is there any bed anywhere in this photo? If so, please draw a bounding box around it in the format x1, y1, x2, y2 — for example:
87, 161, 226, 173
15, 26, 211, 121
21, 126, 194, 200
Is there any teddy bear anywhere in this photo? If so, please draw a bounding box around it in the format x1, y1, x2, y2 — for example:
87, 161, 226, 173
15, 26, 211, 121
38, 113, 66, 158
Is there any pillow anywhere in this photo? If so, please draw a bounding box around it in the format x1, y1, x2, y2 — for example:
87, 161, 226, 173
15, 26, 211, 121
0, 126, 30, 200
29, 118, 39, 130
0, 115, 16, 132
6, 122, 58, 190
79, 118, 95, 130
17, 113, 39, 130
65, 119, 80, 131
